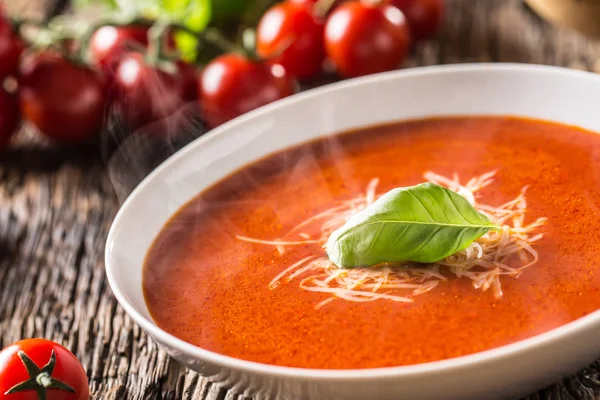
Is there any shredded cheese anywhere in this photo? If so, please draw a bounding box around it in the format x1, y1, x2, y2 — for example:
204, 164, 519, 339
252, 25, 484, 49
236, 171, 546, 309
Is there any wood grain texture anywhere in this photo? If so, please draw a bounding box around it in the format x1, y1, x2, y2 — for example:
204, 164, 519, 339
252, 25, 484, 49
2, 0, 600, 399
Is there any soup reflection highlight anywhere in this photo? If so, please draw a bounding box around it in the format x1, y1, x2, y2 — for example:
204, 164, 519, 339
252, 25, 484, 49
144, 117, 600, 369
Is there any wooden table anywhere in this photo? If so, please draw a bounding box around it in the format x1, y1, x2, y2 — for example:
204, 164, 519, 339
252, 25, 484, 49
2, 0, 600, 399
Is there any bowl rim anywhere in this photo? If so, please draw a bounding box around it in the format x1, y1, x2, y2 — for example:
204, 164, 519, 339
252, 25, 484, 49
106, 62, 600, 381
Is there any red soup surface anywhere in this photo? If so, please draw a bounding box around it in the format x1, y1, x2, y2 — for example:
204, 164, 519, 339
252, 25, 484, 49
144, 116, 600, 369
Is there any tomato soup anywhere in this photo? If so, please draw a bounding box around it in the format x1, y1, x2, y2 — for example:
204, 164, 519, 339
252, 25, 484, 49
143, 117, 600, 369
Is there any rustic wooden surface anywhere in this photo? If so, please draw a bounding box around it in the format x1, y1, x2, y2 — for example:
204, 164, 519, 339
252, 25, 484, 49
3, 0, 600, 399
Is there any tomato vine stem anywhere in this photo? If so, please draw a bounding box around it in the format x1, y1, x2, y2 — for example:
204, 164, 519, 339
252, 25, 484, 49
313, 0, 338, 19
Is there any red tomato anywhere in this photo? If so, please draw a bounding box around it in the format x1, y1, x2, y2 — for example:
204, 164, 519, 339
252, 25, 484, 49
257, 2, 325, 79
387, 0, 444, 41
113, 53, 194, 129
90, 26, 176, 76
0, 10, 24, 79
200, 54, 296, 128
324, 1, 411, 78
0, 339, 89, 400
19, 52, 107, 142
178, 61, 200, 103
288, 0, 344, 12
90, 26, 148, 69
0, 87, 19, 150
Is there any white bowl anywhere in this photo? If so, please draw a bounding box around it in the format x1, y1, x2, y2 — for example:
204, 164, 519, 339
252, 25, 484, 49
105, 64, 600, 400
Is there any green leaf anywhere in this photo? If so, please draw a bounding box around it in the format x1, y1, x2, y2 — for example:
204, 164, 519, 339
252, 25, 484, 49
72, 0, 119, 11
173, 31, 198, 62
162, 0, 211, 61
326, 183, 499, 268
162, 0, 211, 29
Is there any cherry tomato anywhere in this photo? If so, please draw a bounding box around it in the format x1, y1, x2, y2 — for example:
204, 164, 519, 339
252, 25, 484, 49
0, 10, 24, 80
200, 54, 296, 128
387, 0, 444, 41
90, 26, 176, 76
288, 0, 317, 4
90, 26, 148, 69
0, 88, 19, 150
113, 53, 195, 129
324, 1, 411, 78
288, 0, 345, 12
19, 52, 107, 142
0, 338, 89, 400
257, 2, 325, 79
178, 61, 200, 103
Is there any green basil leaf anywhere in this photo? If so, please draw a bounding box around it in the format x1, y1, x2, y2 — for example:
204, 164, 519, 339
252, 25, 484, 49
326, 183, 499, 268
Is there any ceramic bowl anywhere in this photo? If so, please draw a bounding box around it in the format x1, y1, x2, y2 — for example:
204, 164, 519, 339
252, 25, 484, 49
106, 64, 600, 400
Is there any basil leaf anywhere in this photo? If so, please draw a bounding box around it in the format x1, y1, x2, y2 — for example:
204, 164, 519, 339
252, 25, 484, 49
326, 183, 499, 268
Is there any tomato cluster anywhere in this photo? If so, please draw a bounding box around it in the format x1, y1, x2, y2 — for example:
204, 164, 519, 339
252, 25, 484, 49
257, 0, 444, 78
0, 0, 444, 151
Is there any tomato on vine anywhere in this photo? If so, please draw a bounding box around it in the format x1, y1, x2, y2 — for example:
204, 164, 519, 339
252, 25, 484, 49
199, 53, 296, 128
324, 1, 411, 78
112, 52, 196, 130
0, 8, 24, 80
0, 339, 89, 400
0, 88, 19, 151
90, 25, 176, 76
90, 26, 149, 69
177, 61, 199, 103
288, 0, 344, 11
386, 0, 444, 41
19, 52, 107, 142
256, 2, 325, 79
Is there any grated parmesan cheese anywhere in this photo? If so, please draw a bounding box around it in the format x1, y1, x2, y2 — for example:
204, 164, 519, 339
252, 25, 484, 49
236, 171, 546, 309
